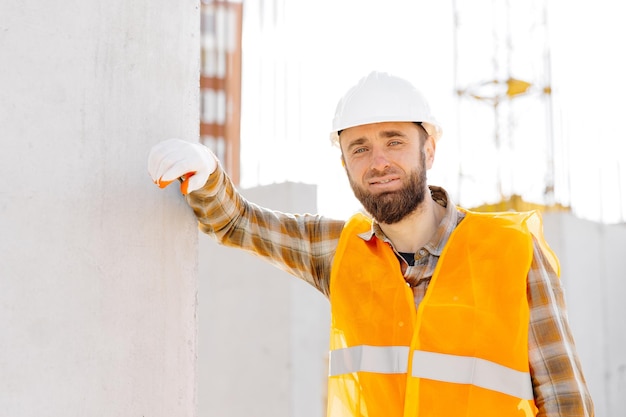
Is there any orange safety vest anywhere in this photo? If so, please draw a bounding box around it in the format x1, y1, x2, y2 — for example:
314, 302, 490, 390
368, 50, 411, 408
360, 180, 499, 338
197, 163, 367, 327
327, 210, 558, 417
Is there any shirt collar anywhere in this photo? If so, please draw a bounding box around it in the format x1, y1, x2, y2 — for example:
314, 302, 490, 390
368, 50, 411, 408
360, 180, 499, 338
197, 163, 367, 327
357, 185, 463, 256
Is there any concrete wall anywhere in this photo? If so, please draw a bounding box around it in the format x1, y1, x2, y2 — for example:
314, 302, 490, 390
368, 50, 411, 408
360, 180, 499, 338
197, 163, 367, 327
198, 182, 330, 417
0, 1, 199, 416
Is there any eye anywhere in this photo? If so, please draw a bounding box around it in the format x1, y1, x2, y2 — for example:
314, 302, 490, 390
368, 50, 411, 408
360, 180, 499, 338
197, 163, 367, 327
353, 146, 368, 154
388, 140, 403, 146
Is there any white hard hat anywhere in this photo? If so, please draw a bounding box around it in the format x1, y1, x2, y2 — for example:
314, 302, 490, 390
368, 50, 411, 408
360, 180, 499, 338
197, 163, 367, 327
330, 71, 442, 145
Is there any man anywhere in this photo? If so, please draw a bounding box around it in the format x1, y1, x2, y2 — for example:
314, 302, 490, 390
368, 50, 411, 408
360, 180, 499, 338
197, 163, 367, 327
148, 72, 594, 416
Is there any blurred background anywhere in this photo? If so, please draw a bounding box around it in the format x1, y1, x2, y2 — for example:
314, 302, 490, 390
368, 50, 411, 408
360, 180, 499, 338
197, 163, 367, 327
202, 0, 626, 223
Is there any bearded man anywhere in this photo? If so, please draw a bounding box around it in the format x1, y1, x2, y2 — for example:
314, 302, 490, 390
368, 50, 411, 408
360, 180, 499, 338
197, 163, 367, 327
148, 72, 594, 417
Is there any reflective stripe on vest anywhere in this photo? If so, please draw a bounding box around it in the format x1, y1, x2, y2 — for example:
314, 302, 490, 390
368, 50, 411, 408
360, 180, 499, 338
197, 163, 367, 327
411, 350, 534, 400
329, 345, 409, 376
330, 345, 533, 400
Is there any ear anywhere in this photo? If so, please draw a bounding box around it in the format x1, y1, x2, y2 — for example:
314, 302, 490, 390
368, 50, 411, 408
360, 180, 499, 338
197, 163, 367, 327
423, 135, 436, 169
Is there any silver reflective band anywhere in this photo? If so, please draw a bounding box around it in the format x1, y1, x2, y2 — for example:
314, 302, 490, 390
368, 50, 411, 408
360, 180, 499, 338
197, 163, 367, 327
329, 345, 409, 376
411, 350, 534, 400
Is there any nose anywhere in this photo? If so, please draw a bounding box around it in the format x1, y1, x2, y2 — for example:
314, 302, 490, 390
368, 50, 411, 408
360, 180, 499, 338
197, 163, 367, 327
370, 146, 391, 172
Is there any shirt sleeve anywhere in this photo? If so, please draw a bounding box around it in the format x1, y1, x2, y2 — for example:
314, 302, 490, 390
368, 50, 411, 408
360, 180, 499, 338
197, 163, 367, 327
184, 163, 344, 296
527, 238, 595, 416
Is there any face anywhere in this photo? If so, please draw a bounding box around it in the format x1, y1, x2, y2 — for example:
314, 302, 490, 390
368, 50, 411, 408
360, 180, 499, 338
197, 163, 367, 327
339, 122, 435, 224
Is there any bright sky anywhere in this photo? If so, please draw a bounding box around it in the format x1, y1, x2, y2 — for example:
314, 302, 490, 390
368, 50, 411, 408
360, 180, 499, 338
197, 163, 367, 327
239, 0, 626, 224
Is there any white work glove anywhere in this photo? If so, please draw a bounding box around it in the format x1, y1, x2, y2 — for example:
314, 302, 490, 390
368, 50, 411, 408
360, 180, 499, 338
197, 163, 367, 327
148, 138, 217, 195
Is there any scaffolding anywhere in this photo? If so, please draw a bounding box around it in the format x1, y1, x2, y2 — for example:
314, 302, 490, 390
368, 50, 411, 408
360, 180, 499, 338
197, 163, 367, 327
452, 0, 563, 211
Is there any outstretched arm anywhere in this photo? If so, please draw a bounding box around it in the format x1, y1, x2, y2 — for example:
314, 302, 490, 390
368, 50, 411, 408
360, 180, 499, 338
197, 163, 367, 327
148, 139, 344, 296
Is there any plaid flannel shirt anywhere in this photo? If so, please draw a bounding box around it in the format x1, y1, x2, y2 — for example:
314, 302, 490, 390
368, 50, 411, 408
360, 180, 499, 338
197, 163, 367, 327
186, 165, 594, 416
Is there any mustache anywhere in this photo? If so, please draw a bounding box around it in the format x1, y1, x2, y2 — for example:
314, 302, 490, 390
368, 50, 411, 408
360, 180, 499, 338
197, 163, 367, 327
363, 167, 401, 182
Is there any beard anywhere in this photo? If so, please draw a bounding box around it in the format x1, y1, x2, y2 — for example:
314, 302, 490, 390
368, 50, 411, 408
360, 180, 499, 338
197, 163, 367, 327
348, 157, 428, 225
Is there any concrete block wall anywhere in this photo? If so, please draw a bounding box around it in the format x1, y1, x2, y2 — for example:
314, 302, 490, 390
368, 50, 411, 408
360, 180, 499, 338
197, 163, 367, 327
0, 1, 199, 415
